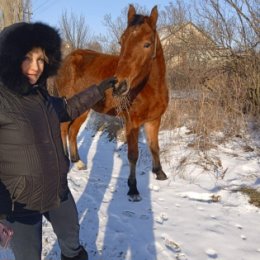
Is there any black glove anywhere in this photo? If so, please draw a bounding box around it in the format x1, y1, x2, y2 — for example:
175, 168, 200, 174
97, 77, 118, 95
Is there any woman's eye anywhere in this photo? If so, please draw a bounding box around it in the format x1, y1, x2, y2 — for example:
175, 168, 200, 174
144, 42, 151, 48
23, 56, 31, 61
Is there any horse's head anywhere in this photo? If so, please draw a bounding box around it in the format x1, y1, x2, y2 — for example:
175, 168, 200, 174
113, 5, 159, 96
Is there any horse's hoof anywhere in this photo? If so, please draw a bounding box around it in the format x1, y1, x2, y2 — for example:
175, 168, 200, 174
128, 194, 142, 202
75, 160, 87, 170
155, 171, 168, 180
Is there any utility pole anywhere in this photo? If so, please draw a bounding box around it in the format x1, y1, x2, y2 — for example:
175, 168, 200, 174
23, 9, 32, 22
23, 0, 32, 22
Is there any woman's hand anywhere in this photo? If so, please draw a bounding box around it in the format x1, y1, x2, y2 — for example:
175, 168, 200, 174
97, 77, 118, 95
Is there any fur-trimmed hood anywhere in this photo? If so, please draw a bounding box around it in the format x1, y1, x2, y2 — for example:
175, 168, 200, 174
0, 22, 61, 94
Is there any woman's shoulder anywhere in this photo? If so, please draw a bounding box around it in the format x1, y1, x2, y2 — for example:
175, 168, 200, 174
0, 82, 21, 110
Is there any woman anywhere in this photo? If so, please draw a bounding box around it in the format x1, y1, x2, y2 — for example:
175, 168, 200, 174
0, 22, 116, 260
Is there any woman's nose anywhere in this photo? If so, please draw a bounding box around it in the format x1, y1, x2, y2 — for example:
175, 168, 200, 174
30, 60, 40, 71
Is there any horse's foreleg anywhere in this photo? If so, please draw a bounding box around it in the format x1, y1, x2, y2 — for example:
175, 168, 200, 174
60, 122, 70, 157
126, 126, 141, 201
68, 111, 89, 170
144, 118, 167, 180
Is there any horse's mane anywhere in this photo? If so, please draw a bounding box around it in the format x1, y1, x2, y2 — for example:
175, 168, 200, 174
129, 15, 146, 26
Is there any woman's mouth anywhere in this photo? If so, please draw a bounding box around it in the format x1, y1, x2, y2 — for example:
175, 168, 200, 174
27, 74, 39, 84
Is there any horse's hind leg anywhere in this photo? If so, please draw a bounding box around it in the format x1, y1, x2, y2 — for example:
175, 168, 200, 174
68, 111, 89, 170
144, 118, 167, 180
126, 126, 141, 201
60, 122, 70, 158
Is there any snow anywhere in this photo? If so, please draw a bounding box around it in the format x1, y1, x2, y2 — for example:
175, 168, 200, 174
1, 113, 260, 260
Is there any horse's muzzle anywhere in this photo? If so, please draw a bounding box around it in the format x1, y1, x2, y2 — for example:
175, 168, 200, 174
113, 80, 128, 96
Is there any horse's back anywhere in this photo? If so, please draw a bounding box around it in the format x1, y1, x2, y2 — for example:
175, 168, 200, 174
55, 49, 119, 98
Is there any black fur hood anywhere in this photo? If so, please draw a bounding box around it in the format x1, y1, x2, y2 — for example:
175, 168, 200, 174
0, 22, 61, 94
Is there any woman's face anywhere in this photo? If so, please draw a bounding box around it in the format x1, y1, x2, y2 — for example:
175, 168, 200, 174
21, 47, 46, 85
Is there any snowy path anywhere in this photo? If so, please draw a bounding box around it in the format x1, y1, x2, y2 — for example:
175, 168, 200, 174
1, 121, 260, 260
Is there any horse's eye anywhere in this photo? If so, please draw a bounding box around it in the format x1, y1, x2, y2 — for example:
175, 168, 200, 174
144, 42, 151, 48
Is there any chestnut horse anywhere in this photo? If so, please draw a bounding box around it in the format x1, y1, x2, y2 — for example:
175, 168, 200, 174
55, 5, 169, 201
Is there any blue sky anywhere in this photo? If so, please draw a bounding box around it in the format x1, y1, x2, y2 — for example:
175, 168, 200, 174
32, 0, 172, 35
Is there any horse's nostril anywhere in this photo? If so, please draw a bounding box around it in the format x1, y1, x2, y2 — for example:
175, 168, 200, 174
113, 80, 128, 96
119, 80, 127, 89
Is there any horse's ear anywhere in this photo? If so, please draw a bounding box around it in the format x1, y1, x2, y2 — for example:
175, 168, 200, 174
149, 5, 158, 30
128, 4, 136, 25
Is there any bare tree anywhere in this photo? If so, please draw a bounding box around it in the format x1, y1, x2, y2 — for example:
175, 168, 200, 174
158, 0, 259, 150
60, 11, 91, 49
160, 0, 191, 33
192, 0, 260, 114
0, 0, 31, 29
194, 0, 259, 51
226, 0, 260, 39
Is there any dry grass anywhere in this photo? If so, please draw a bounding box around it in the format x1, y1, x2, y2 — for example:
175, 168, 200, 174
162, 52, 260, 149
160, 53, 260, 178
239, 187, 260, 208
161, 89, 246, 150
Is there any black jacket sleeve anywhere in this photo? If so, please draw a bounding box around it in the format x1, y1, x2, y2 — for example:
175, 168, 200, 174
50, 84, 103, 122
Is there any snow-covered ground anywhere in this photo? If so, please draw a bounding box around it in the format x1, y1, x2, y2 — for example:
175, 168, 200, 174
1, 113, 260, 260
